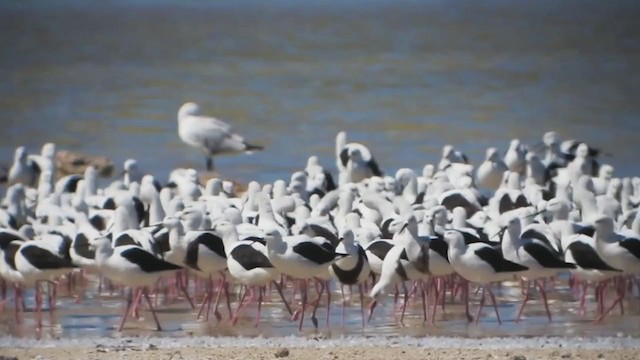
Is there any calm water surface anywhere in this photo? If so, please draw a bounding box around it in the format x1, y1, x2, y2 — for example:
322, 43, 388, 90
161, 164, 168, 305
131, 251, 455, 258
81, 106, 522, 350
1, 0, 639, 183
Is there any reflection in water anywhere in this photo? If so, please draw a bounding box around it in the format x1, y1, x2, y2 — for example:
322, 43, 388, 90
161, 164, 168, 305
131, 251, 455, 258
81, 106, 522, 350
1, 0, 639, 184
1, 277, 639, 340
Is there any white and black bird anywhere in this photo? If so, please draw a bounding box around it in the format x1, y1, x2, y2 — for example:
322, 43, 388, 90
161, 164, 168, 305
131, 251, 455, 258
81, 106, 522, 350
91, 236, 181, 331
444, 229, 528, 324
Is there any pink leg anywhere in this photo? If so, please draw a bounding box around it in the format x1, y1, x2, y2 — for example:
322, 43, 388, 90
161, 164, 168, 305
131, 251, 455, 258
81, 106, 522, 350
231, 285, 249, 325
474, 286, 485, 325
272, 280, 293, 316
254, 287, 263, 327
399, 282, 409, 326
515, 281, 531, 323
358, 284, 365, 328
340, 285, 346, 327
486, 286, 502, 325
179, 274, 196, 309
325, 280, 331, 326
536, 280, 552, 322
142, 287, 163, 331
298, 280, 308, 330
463, 281, 473, 323
420, 281, 428, 323
118, 288, 134, 331
310, 280, 325, 329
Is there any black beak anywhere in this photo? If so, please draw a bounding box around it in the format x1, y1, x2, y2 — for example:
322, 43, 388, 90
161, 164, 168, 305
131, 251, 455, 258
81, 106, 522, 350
493, 225, 508, 241
400, 222, 409, 233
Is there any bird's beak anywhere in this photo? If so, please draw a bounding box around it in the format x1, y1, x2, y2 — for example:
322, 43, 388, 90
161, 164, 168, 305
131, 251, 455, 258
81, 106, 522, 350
400, 222, 409, 233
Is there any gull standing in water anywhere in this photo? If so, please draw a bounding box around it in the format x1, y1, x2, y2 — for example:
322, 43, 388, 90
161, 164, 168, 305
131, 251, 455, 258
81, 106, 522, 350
177, 102, 264, 171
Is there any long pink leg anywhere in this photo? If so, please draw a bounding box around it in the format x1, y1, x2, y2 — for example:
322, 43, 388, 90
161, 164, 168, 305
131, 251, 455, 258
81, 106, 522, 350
118, 288, 134, 332
474, 286, 485, 325
142, 287, 163, 331
298, 281, 308, 330
254, 287, 263, 327
515, 281, 531, 323
578, 281, 588, 316
486, 286, 502, 325
325, 280, 331, 326
231, 285, 249, 325
420, 281, 428, 323
464, 281, 473, 323
131, 288, 143, 319
536, 280, 552, 322
310, 280, 325, 329
272, 280, 293, 315
358, 284, 365, 328
14, 285, 23, 323
35, 283, 43, 330
340, 285, 346, 327
178, 273, 196, 309
399, 282, 409, 326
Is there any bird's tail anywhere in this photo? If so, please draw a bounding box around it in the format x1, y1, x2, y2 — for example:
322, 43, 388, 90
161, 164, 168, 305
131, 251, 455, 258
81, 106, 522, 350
244, 143, 265, 153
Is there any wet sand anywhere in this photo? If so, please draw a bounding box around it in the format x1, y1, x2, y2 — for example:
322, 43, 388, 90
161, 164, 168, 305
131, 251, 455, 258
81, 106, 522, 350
1, 339, 638, 360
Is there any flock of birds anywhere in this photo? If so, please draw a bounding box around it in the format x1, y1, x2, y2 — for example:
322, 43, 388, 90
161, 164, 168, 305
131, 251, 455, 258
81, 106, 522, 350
1, 102, 640, 333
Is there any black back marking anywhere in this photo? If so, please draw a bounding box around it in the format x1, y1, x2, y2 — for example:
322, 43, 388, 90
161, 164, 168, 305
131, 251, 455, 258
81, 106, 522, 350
429, 237, 450, 262
74, 233, 96, 259
522, 242, 575, 269
339, 148, 349, 168
184, 239, 201, 271
21, 245, 75, 270
114, 233, 139, 247
231, 244, 273, 270
367, 241, 393, 260
194, 232, 226, 258
331, 245, 366, 285
367, 158, 383, 176
5, 242, 21, 270
619, 238, 640, 260
293, 241, 335, 265
474, 246, 528, 273
120, 247, 182, 273
567, 242, 620, 272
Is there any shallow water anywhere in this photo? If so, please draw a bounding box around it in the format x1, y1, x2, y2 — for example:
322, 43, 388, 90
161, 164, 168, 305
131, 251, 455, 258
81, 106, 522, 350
1, 0, 640, 183
2, 277, 640, 340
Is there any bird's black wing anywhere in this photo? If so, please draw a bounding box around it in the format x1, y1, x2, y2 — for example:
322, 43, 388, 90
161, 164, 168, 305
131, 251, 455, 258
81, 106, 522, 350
231, 244, 273, 270
521, 229, 559, 256
293, 241, 335, 264
429, 237, 449, 262
121, 247, 181, 273
619, 238, 640, 260
367, 241, 393, 261
184, 239, 201, 271
474, 246, 528, 273
323, 170, 337, 192
498, 194, 514, 214
195, 232, 226, 258
74, 233, 96, 260
367, 157, 384, 176
114, 233, 139, 247
339, 148, 350, 168
21, 245, 75, 270
522, 242, 575, 269
566, 242, 620, 271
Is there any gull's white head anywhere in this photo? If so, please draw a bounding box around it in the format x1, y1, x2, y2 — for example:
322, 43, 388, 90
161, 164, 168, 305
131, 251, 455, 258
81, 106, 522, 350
178, 102, 200, 120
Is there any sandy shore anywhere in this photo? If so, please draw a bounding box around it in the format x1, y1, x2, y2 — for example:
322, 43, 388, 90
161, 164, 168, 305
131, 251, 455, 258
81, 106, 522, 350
1, 345, 638, 360
1, 336, 639, 360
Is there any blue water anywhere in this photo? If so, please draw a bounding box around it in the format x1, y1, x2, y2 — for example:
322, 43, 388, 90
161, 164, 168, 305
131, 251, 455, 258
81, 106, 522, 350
1, 0, 639, 184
